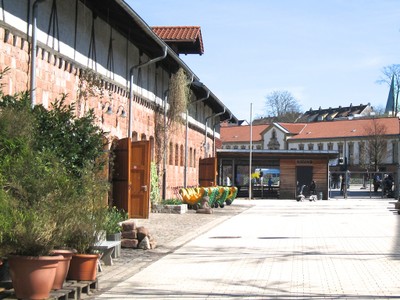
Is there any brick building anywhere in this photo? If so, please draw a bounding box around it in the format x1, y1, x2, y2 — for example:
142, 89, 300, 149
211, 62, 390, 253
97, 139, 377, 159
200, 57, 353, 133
0, 0, 237, 215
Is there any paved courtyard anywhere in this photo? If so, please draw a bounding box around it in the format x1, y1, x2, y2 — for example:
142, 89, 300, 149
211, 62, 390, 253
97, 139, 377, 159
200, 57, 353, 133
95, 199, 400, 299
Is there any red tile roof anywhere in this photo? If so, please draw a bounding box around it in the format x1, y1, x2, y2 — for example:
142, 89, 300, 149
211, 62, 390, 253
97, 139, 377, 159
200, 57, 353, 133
220, 124, 268, 143
152, 26, 204, 55
287, 118, 400, 140
277, 123, 306, 135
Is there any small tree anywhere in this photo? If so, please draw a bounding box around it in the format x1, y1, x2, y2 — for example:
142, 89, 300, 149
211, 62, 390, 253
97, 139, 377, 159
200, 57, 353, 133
362, 118, 388, 172
263, 90, 302, 122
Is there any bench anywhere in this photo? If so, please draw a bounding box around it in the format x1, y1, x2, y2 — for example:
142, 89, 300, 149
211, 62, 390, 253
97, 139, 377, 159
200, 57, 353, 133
92, 240, 121, 267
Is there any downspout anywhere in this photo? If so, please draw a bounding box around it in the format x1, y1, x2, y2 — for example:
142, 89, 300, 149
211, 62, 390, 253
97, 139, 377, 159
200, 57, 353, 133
162, 89, 168, 200
128, 46, 167, 138
213, 112, 232, 157
204, 107, 226, 158
30, 0, 46, 108
184, 87, 209, 187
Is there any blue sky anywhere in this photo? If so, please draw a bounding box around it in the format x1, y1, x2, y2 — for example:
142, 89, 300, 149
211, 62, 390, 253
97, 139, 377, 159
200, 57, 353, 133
126, 0, 400, 121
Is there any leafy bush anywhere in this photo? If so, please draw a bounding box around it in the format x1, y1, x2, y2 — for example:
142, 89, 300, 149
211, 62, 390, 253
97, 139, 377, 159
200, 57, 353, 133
0, 89, 109, 256
104, 206, 128, 235
162, 198, 183, 205
150, 162, 161, 205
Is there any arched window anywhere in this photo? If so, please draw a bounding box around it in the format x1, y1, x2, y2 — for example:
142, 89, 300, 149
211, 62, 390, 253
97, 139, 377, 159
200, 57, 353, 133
189, 147, 193, 167
132, 131, 138, 141
141, 133, 147, 141
272, 129, 276, 139
175, 144, 179, 166
180, 145, 184, 166
169, 142, 173, 165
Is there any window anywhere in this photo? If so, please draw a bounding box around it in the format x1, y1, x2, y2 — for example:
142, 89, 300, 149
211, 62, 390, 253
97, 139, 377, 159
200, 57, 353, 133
194, 149, 197, 168
359, 142, 365, 165
180, 145, 184, 166
299, 144, 304, 150
308, 143, 314, 150
318, 143, 323, 151
141, 133, 146, 141
169, 142, 173, 165
327, 143, 333, 151
348, 142, 354, 165
338, 143, 343, 157
189, 147, 193, 167
132, 131, 138, 141
175, 144, 179, 166
241, 145, 246, 149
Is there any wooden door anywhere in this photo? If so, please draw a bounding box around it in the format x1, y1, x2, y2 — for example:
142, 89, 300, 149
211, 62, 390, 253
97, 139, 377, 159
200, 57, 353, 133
112, 138, 130, 213
112, 138, 150, 219
199, 157, 217, 187
130, 140, 150, 219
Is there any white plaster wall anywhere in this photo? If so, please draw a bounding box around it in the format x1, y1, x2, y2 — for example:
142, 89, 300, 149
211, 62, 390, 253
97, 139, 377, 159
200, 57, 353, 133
4, 0, 218, 136
262, 126, 286, 149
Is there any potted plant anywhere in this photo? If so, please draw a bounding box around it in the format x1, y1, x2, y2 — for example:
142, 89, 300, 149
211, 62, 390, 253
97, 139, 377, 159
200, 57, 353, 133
65, 168, 110, 281
0, 91, 109, 294
104, 206, 127, 241
0, 102, 71, 299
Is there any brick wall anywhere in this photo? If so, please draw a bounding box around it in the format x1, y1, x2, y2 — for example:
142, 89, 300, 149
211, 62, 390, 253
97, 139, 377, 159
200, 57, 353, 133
0, 27, 218, 199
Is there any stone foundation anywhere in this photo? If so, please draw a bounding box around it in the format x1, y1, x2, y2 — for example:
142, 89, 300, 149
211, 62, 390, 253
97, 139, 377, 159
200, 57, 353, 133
151, 204, 188, 214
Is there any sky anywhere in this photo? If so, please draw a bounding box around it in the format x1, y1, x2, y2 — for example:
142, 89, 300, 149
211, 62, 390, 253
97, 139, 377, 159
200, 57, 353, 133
126, 0, 400, 121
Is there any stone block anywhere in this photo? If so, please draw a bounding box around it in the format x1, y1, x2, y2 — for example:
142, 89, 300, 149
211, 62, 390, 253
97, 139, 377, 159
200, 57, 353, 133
122, 221, 137, 231
121, 230, 137, 239
121, 239, 139, 248
136, 226, 149, 242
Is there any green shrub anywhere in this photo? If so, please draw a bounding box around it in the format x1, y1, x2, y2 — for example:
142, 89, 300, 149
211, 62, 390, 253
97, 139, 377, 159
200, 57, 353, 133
0, 90, 109, 256
104, 206, 128, 235
162, 198, 183, 205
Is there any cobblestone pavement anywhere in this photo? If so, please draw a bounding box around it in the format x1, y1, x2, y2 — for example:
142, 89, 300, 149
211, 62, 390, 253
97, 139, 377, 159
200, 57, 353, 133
90, 201, 253, 298
93, 198, 400, 299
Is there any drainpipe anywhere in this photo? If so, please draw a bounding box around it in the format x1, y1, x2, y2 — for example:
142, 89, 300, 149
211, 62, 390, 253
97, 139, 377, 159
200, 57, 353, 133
162, 89, 169, 200
30, 0, 46, 108
213, 113, 232, 156
204, 107, 226, 158
128, 46, 167, 138
184, 86, 209, 187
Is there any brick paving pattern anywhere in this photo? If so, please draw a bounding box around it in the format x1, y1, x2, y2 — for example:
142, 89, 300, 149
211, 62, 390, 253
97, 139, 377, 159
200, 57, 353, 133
92, 199, 400, 299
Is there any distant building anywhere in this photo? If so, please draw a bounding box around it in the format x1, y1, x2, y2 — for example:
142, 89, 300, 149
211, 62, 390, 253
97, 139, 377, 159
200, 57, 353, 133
221, 117, 400, 173
297, 103, 374, 122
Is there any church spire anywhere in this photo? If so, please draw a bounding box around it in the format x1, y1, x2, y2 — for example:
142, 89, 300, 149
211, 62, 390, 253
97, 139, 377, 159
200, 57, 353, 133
384, 74, 395, 115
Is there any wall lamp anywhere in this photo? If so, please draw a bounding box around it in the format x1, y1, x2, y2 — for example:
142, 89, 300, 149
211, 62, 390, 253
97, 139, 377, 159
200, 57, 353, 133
102, 101, 113, 115
117, 105, 127, 118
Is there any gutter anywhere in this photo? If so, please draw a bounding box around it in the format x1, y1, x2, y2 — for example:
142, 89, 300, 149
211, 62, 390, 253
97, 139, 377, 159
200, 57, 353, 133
204, 107, 226, 158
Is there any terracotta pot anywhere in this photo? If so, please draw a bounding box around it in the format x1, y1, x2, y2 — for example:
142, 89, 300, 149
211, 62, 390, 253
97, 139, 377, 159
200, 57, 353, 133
51, 250, 74, 290
67, 253, 99, 281
8, 255, 60, 300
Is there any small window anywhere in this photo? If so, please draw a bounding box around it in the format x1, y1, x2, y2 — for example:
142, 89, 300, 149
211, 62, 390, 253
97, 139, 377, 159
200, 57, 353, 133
180, 145, 184, 166
175, 144, 179, 166
169, 142, 173, 165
